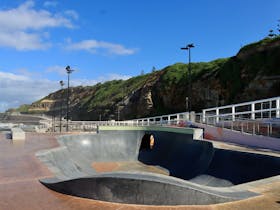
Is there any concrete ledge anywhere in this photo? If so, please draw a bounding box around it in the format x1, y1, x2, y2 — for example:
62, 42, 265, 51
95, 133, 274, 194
98, 125, 199, 135
194, 122, 280, 151
11, 128, 25, 140
98, 125, 203, 140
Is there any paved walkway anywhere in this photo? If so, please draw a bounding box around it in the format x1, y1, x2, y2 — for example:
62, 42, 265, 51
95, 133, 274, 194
0, 133, 279, 210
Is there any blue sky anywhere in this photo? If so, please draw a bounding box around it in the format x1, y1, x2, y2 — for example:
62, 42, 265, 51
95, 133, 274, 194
0, 0, 279, 112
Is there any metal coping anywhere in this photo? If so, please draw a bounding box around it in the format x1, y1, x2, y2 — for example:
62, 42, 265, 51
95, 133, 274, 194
98, 125, 194, 134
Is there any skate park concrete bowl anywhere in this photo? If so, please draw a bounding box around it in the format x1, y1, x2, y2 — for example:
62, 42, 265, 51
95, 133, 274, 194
36, 126, 280, 205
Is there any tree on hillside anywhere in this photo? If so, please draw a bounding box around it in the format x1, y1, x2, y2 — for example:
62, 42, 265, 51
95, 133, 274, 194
268, 29, 276, 38
268, 20, 280, 38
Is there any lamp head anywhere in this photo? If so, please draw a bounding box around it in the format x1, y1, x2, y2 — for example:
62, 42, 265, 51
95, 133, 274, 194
65, 65, 74, 74
180, 46, 189, 50
187, 43, 194, 48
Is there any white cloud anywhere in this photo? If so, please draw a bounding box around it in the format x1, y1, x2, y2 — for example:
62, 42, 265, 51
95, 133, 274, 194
45, 65, 132, 84
46, 65, 67, 75
0, 71, 58, 112
0, 1, 73, 31
0, 30, 50, 50
43, 1, 58, 7
0, 70, 131, 112
46, 65, 81, 77
0, 0, 76, 50
0, 71, 29, 81
66, 39, 137, 55
99, 73, 131, 81
71, 73, 131, 86
70, 79, 100, 87
64, 10, 79, 20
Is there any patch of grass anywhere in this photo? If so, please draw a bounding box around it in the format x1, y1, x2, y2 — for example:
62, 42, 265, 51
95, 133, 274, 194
86, 74, 150, 109
17, 104, 30, 113
238, 36, 280, 54
161, 63, 186, 85
161, 59, 229, 86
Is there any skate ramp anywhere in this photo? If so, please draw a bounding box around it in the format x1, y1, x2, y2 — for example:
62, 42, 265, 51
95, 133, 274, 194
37, 126, 280, 205
37, 127, 214, 181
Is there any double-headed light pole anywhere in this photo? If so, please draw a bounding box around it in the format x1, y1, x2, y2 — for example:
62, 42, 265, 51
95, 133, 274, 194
59, 80, 64, 132
65, 65, 74, 132
181, 43, 194, 113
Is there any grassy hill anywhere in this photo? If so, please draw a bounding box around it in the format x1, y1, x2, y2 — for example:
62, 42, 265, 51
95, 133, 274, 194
15, 37, 280, 120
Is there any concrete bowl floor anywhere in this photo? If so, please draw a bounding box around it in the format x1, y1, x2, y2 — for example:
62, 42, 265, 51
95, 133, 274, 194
34, 127, 280, 206
1, 132, 280, 209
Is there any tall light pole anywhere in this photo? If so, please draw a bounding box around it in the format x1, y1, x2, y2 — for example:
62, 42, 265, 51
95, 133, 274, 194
59, 80, 64, 132
66, 65, 74, 132
181, 43, 194, 112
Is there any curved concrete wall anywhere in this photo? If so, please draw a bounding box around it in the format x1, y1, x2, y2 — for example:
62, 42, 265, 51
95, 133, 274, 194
38, 127, 211, 180
36, 126, 280, 205
58, 131, 144, 162
42, 173, 256, 205
37, 131, 145, 179
203, 148, 280, 185
37, 126, 280, 184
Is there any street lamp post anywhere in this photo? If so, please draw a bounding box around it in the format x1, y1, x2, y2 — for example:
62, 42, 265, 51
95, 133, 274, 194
59, 80, 64, 132
181, 43, 194, 112
65, 65, 74, 132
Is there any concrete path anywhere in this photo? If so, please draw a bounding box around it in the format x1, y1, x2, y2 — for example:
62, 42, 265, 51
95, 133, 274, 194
0, 131, 280, 209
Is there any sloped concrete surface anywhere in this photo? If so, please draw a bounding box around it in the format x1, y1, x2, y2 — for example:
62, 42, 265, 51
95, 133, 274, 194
41, 173, 257, 205
36, 126, 280, 205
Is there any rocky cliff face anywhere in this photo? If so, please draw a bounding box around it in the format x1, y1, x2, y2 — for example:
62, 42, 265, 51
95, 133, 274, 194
121, 71, 164, 118
20, 37, 280, 120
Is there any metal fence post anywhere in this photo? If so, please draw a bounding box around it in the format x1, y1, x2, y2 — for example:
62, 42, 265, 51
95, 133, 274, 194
232, 106, 235, 121
251, 103, 255, 120
216, 109, 219, 124
202, 110, 206, 123
276, 99, 280, 118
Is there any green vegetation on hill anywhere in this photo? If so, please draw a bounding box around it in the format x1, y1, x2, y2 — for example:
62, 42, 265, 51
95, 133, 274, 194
239, 36, 280, 54
83, 74, 150, 110
161, 63, 186, 85
14, 37, 280, 120
161, 58, 229, 86
16, 104, 30, 113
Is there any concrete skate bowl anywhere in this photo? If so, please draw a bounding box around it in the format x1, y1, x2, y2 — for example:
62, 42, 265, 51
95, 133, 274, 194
37, 126, 280, 206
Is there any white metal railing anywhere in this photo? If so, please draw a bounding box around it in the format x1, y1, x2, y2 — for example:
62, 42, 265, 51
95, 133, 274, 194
9, 97, 279, 137
202, 96, 280, 123
38, 112, 193, 133
130, 111, 191, 126
195, 113, 280, 137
